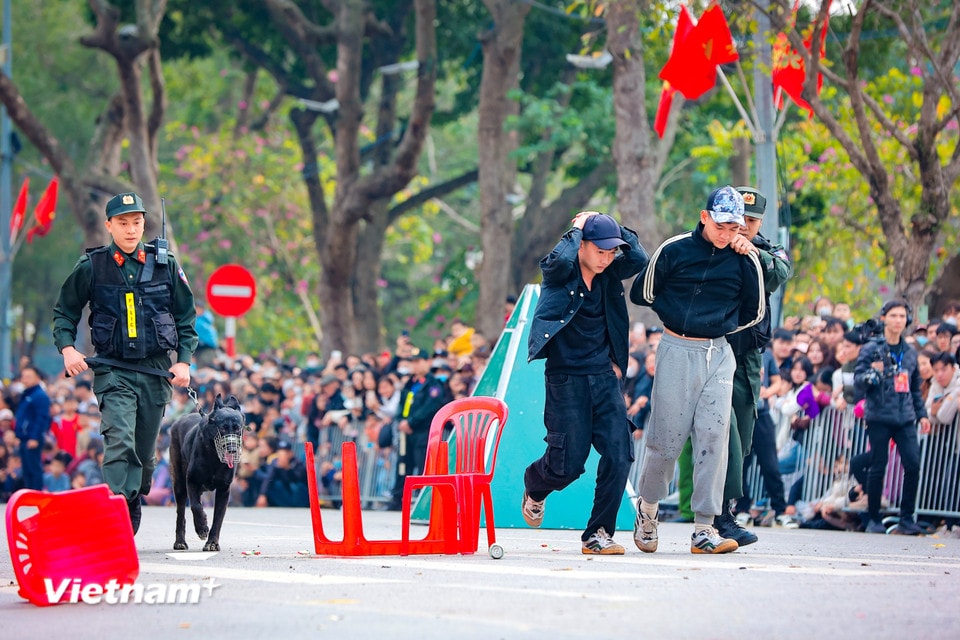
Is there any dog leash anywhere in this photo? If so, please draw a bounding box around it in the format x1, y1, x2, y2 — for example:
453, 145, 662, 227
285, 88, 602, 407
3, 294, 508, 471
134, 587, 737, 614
186, 385, 206, 417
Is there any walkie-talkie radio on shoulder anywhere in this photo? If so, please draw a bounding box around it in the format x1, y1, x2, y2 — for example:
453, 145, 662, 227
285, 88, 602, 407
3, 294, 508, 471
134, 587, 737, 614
155, 197, 169, 265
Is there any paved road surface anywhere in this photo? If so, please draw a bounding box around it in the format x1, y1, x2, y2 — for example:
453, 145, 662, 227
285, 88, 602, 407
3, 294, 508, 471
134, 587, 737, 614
3, 505, 959, 639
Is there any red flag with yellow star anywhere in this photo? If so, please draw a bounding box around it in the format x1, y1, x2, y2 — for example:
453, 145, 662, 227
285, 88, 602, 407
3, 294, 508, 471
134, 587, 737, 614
9, 177, 28, 241
26, 176, 58, 243
659, 3, 738, 101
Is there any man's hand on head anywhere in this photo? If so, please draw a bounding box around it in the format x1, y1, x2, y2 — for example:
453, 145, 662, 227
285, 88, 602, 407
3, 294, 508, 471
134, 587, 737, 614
571, 211, 599, 230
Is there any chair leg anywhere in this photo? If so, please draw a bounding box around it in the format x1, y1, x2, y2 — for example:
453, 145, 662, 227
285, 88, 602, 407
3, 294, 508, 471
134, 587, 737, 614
339, 443, 365, 552
455, 478, 481, 555
400, 482, 413, 556
480, 485, 497, 547
305, 443, 335, 552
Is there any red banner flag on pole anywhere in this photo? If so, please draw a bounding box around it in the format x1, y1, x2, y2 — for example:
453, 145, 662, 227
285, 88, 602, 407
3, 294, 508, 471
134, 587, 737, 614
653, 84, 675, 139
9, 177, 29, 241
26, 176, 58, 243
652, 5, 695, 138
659, 3, 738, 101
773, 0, 831, 116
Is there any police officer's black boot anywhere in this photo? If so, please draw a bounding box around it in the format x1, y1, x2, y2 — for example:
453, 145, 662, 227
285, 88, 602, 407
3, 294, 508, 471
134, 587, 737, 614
128, 496, 142, 535
714, 503, 758, 547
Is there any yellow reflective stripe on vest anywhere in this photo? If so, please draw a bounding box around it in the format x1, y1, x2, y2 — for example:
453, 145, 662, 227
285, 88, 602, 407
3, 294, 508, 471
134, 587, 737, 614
125, 292, 137, 338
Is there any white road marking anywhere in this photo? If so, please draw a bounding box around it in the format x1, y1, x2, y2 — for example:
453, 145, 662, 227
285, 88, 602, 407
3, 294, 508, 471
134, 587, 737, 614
139, 562, 401, 586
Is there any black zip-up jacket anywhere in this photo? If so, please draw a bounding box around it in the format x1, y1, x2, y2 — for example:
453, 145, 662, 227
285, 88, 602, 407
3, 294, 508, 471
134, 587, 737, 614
629, 222, 765, 339
854, 337, 927, 426
527, 225, 648, 374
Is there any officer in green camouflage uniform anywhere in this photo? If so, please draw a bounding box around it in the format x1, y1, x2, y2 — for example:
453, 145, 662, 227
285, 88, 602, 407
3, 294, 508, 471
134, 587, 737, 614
53, 192, 198, 534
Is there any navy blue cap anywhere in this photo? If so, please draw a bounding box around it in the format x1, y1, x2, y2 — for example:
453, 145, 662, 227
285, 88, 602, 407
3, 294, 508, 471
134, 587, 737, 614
582, 213, 628, 250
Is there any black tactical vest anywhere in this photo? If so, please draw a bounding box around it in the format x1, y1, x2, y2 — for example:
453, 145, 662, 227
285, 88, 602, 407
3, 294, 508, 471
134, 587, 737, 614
87, 246, 179, 360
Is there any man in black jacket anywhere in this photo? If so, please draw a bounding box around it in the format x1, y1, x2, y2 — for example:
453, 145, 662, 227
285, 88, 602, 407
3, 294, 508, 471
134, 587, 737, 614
854, 300, 931, 535
629, 186, 765, 555
522, 212, 648, 555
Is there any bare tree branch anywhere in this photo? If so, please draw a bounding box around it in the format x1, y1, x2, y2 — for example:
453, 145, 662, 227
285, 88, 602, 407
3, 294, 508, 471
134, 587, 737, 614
387, 169, 479, 223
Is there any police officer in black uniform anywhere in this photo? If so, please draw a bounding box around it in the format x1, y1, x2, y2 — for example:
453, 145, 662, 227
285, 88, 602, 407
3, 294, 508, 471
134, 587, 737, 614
53, 192, 198, 534
387, 347, 451, 510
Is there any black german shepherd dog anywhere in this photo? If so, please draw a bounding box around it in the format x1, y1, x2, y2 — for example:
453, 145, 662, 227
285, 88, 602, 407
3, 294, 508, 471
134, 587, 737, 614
170, 394, 245, 552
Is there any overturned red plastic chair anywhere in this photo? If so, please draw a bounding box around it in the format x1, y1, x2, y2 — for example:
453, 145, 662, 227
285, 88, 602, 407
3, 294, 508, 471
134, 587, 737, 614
305, 438, 460, 556
5, 485, 139, 606
401, 396, 509, 558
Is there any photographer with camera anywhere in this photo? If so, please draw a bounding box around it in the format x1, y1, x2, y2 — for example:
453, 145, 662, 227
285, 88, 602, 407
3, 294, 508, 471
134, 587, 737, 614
853, 300, 931, 535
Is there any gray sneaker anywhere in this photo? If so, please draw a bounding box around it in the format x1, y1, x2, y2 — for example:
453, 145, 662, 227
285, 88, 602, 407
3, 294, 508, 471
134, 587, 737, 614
634, 506, 659, 553
582, 527, 625, 555
691, 526, 739, 554
521, 491, 545, 528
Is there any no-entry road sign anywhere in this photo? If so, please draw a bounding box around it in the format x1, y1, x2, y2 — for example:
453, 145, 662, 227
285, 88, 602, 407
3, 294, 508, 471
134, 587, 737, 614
205, 264, 256, 317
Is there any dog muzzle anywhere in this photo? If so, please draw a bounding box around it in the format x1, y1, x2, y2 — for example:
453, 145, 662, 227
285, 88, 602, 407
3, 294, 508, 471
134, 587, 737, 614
214, 432, 243, 469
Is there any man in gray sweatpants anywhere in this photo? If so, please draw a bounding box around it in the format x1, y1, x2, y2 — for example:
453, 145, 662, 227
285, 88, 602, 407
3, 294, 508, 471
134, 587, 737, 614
628, 186, 765, 555
639, 334, 736, 525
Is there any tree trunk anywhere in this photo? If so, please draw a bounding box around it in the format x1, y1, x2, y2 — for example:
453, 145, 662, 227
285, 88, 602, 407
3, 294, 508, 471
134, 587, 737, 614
930, 254, 960, 318
354, 201, 390, 353
313, 0, 436, 355
475, 0, 530, 341
607, 0, 659, 248
730, 136, 751, 186
319, 0, 364, 355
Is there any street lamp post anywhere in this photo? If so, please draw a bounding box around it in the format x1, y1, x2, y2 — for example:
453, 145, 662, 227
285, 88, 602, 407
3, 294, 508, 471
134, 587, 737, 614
753, 0, 785, 328
0, 0, 13, 381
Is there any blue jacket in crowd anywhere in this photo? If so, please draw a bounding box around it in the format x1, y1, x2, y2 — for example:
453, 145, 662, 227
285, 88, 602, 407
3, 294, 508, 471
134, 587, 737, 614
15, 384, 51, 443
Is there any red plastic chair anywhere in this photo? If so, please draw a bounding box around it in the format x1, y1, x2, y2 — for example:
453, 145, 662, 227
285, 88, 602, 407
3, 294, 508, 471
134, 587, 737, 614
305, 440, 459, 556
401, 396, 509, 558
5, 485, 139, 606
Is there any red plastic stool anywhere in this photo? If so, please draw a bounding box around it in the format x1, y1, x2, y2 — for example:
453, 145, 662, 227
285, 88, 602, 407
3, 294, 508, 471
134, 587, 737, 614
5, 486, 140, 606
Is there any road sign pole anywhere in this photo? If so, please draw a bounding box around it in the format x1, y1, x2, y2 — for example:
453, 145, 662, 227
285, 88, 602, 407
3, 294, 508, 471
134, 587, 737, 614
224, 316, 237, 358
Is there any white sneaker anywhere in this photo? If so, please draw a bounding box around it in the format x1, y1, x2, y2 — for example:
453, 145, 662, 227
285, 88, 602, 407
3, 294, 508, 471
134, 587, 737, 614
582, 527, 625, 555
521, 491, 545, 528
634, 506, 659, 553
690, 526, 739, 554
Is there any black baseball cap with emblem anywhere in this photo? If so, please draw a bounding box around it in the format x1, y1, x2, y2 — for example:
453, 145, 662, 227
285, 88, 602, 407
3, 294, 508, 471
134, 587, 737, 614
735, 186, 767, 219
105, 192, 147, 219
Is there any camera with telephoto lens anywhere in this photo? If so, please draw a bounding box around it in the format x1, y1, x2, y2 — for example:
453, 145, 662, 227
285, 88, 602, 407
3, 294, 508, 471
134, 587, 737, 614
854, 318, 887, 386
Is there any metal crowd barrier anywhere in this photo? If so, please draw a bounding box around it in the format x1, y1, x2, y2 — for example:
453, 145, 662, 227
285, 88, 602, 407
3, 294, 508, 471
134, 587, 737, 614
308, 422, 397, 509
739, 407, 960, 520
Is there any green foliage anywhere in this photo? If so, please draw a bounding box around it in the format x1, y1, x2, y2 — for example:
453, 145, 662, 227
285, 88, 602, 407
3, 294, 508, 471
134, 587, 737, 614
506, 79, 614, 178
380, 191, 475, 346
160, 112, 327, 355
